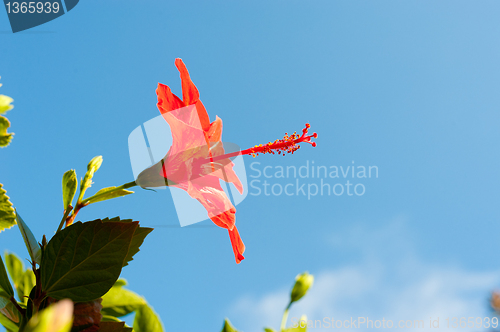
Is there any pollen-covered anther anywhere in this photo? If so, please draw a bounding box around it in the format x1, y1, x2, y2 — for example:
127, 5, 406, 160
241, 123, 317, 157
206, 124, 317, 163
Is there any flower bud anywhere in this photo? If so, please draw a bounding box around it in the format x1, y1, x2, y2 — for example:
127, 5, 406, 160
87, 156, 103, 172
78, 156, 104, 203
290, 272, 314, 303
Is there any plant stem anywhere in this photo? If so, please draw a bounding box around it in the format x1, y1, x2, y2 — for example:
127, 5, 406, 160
64, 181, 138, 228
32, 268, 45, 315
65, 202, 85, 227
56, 206, 73, 233
280, 302, 292, 331
120, 180, 137, 189
10, 296, 25, 316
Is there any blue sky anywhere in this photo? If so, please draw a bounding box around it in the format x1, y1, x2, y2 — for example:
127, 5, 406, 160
1, 1, 500, 331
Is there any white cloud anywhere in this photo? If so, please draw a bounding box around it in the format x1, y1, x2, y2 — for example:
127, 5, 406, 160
228, 219, 500, 331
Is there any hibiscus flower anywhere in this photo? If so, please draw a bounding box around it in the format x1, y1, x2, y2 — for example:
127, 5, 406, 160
137, 59, 316, 264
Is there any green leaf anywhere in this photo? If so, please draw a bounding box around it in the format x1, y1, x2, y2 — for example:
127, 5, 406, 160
0, 292, 10, 310
0, 95, 13, 148
0, 288, 11, 315
18, 270, 35, 305
0, 184, 16, 233
0, 310, 19, 331
61, 170, 77, 210
4, 252, 34, 304
77, 156, 103, 203
113, 279, 127, 287
0, 95, 13, 115
264, 329, 277, 332
0, 256, 14, 298
133, 303, 164, 332
0, 115, 13, 148
4, 252, 23, 288
15, 212, 41, 265
101, 218, 153, 267
221, 319, 239, 332
41, 219, 138, 302
24, 299, 73, 332
0, 301, 20, 326
82, 186, 134, 205
101, 279, 146, 317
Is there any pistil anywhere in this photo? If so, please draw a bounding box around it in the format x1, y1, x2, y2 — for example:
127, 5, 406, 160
207, 124, 317, 163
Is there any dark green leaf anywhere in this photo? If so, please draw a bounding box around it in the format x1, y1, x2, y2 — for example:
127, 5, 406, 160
133, 303, 164, 332
15, 212, 41, 265
221, 319, 239, 332
101, 280, 146, 317
102, 217, 133, 223
124, 227, 152, 267
82, 187, 133, 205
41, 219, 138, 302
0, 115, 13, 148
101, 218, 152, 267
264, 328, 277, 332
62, 170, 77, 210
0, 256, 14, 298
0, 184, 16, 233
